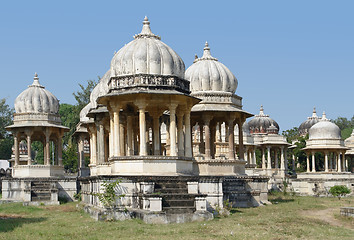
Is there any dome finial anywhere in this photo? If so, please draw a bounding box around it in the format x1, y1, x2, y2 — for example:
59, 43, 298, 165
321, 111, 328, 121
200, 41, 217, 61
259, 105, 264, 115
32, 72, 41, 86
134, 16, 161, 40
312, 107, 317, 118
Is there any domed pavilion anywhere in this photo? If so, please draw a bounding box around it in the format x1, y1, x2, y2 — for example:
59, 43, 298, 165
186, 42, 252, 175
247, 105, 290, 177
302, 112, 349, 173
6, 73, 69, 178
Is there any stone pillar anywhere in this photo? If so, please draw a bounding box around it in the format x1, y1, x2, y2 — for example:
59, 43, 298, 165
324, 151, 329, 172
306, 153, 310, 172
274, 149, 278, 169
227, 119, 235, 160
311, 152, 316, 172
45, 128, 51, 165
292, 154, 296, 171
184, 111, 192, 158
169, 104, 178, 156
177, 112, 184, 156
237, 119, 244, 161
78, 135, 85, 169
113, 107, 121, 157
97, 121, 105, 164
109, 114, 114, 158
253, 150, 256, 166
267, 146, 271, 169
127, 115, 133, 156
280, 147, 285, 171
248, 150, 252, 165
262, 148, 266, 169
91, 127, 97, 165
203, 115, 212, 159
329, 153, 333, 171
14, 133, 19, 167
136, 102, 147, 156
337, 152, 341, 172
26, 133, 32, 165
244, 146, 249, 164
342, 152, 346, 172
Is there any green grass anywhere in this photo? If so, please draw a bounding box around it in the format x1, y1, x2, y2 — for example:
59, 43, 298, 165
0, 195, 353, 240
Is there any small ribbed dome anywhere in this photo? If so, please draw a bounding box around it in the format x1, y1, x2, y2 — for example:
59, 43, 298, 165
298, 107, 320, 136
248, 105, 279, 134
89, 70, 110, 109
185, 42, 238, 93
110, 17, 185, 79
309, 113, 341, 140
14, 73, 59, 114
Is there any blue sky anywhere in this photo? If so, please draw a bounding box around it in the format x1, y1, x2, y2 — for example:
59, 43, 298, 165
0, 0, 353, 132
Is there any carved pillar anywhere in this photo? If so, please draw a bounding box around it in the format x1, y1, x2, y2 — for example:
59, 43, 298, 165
262, 148, 266, 169
306, 153, 310, 172
112, 106, 121, 157
311, 151, 316, 172
120, 122, 125, 156
199, 124, 204, 154
91, 126, 97, 165
227, 119, 235, 160
45, 128, 51, 165
177, 112, 184, 156
151, 113, 161, 155
324, 151, 329, 172
185, 111, 192, 158
109, 113, 114, 158
253, 149, 256, 166
244, 146, 249, 164
26, 131, 32, 165
274, 149, 278, 169
280, 146, 285, 171
14, 132, 19, 167
267, 146, 271, 169
169, 103, 178, 156
78, 135, 85, 169
134, 102, 147, 156
96, 121, 105, 164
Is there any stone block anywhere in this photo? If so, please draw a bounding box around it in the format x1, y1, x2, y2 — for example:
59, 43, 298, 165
195, 197, 207, 211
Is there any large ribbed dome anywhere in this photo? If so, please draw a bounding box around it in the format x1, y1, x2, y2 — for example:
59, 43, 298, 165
298, 107, 320, 136
185, 42, 238, 93
110, 17, 185, 79
248, 105, 279, 134
309, 115, 341, 140
14, 73, 59, 114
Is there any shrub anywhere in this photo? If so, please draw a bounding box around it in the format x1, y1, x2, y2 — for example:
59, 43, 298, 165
92, 179, 125, 207
329, 185, 351, 200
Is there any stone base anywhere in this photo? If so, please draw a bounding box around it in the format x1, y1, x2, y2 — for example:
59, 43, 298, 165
289, 172, 354, 196
194, 159, 246, 176
82, 204, 213, 224
107, 156, 194, 176
12, 165, 64, 178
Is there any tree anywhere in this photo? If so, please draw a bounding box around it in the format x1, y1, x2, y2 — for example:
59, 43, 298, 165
282, 127, 299, 143
59, 78, 98, 171
333, 116, 354, 140
0, 98, 14, 159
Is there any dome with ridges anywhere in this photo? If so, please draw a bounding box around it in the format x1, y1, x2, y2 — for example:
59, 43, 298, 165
248, 105, 279, 134
298, 107, 320, 136
309, 112, 341, 140
110, 17, 185, 79
185, 42, 238, 93
14, 73, 59, 114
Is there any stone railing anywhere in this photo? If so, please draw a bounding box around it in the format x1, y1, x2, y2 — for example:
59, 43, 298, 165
191, 91, 242, 107
109, 74, 190, 94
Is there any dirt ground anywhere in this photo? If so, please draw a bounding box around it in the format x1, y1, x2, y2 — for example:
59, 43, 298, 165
301, 208, 354, 230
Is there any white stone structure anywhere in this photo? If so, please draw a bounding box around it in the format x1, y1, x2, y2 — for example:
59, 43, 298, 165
186, 42, 252, 175
302, 113, 349, 173
5, 74, 69, 178
247, 106, 290, 179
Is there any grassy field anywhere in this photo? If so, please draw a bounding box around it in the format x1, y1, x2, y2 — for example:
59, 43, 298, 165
0, 194, 353, 240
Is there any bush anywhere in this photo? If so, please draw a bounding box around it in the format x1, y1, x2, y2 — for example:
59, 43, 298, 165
329, 185, 351, 200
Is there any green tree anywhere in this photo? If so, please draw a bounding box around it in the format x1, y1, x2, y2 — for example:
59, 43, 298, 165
333, 116, 354, 140
282, 127, 299, 143
0, 98, 14, 159
59, 78, 98, 171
